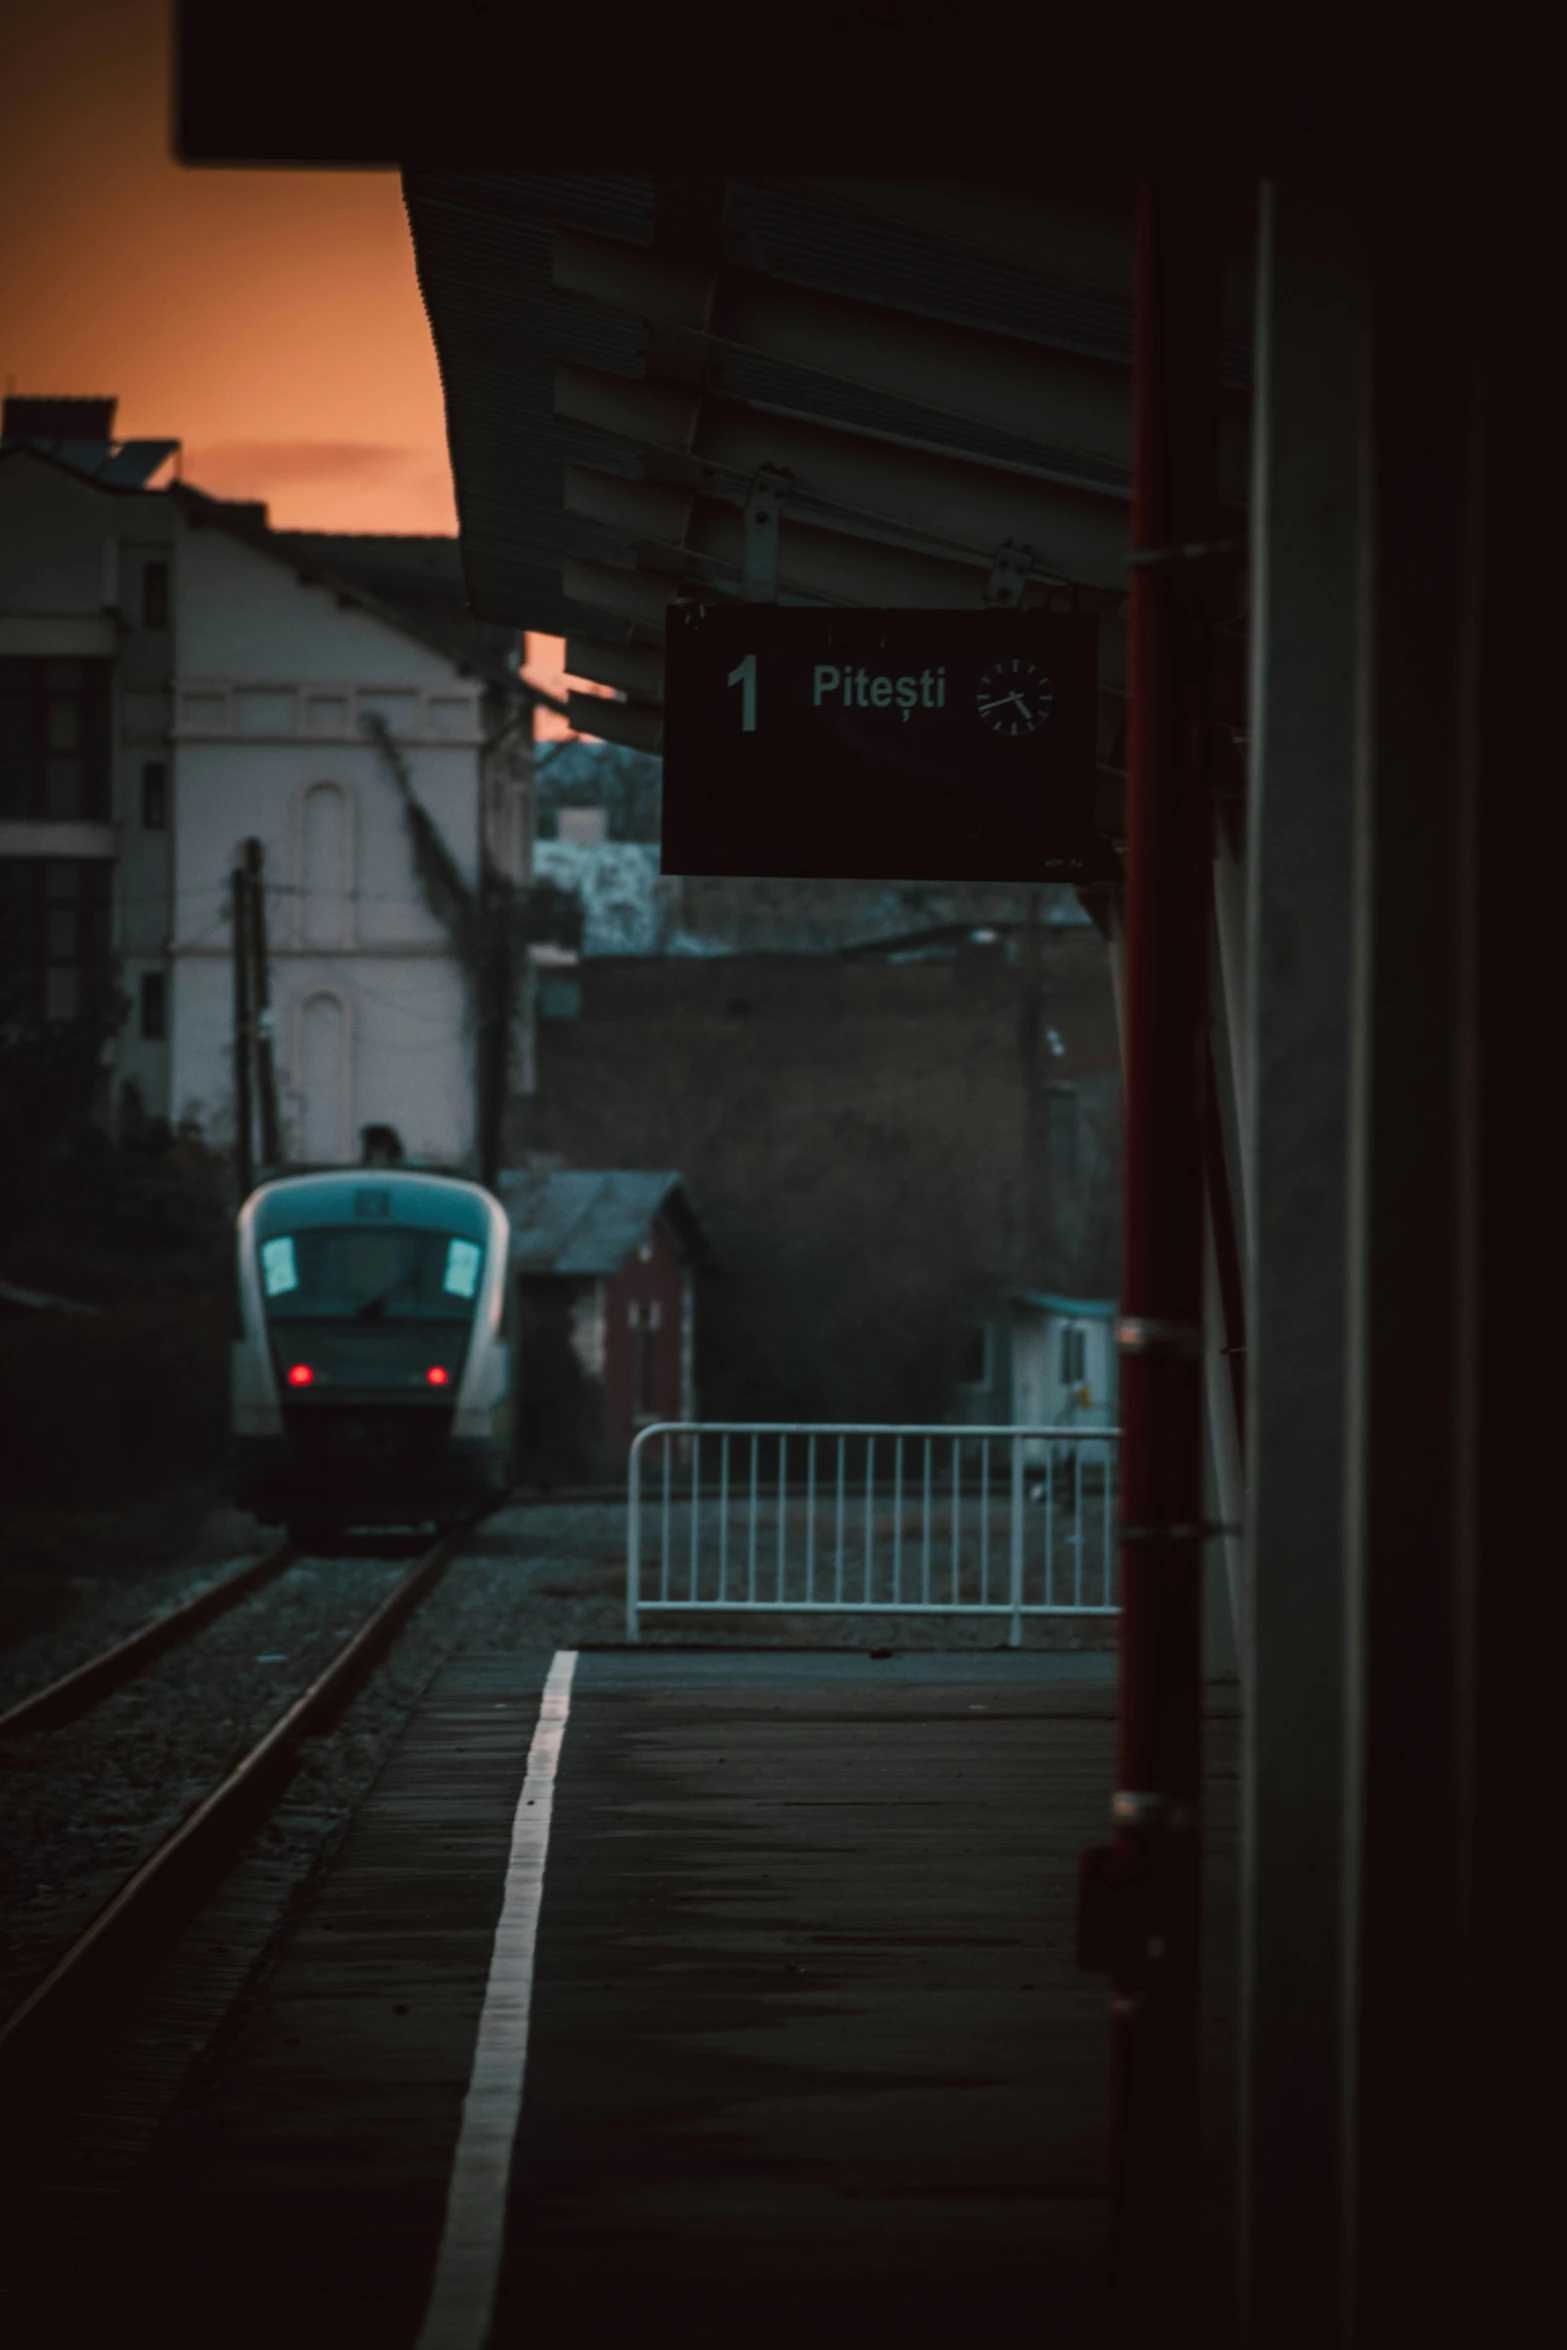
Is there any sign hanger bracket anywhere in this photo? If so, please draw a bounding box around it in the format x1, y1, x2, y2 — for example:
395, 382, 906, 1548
741, 466, 790, 603
984, 541, 1033, 609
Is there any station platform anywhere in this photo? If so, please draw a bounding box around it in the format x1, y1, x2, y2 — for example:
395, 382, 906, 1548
107, 1648, 1237, 2349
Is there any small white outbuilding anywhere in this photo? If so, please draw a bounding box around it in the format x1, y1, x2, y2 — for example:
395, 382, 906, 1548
952, 1288, 1119, 1437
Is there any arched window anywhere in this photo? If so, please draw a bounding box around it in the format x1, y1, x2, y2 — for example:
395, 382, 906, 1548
298, 990, 350, 1164
299, 781, 352, 946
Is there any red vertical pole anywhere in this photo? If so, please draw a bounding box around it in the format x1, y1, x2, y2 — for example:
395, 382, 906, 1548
1106, 178, 1225, 2329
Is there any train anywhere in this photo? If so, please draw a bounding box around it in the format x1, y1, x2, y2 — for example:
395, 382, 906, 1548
230, 1169, 513, 1546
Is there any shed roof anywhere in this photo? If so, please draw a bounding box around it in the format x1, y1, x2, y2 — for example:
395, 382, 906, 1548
499, 1169, 706, 1275
1006, 1289, 1118, 1320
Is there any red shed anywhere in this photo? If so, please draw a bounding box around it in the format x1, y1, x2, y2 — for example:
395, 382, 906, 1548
499, 1170, 708, 1484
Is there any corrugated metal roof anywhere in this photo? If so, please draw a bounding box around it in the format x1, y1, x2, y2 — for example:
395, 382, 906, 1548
715, 353, 1130, 498
401, 171, 1158, 637
405, 173, 655, 637
731, 183, 1249, 395
499, 1169, 701, 1275
730, 180, 1141, 367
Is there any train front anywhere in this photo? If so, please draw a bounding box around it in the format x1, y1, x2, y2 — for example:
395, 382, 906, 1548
231, 1172, 512, 1540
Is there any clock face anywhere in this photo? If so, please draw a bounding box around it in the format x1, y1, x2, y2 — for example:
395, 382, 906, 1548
975, 657, 1054, 737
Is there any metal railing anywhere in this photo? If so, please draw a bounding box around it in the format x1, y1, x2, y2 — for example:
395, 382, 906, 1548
626, 1423, 1121, 1645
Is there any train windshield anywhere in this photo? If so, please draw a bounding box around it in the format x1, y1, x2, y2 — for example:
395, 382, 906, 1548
260, 1228, 483, 1321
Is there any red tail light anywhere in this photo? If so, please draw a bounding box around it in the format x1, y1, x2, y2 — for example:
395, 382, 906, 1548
287, 1364, 313, 1387
426, 1366, 450, 1386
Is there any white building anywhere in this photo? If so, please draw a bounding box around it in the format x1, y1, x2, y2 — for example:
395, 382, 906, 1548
0, 396, 539, 1171
952, 1288, 1120, 1440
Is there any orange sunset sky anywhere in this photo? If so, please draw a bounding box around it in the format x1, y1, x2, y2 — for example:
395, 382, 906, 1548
0, 0, 577, 720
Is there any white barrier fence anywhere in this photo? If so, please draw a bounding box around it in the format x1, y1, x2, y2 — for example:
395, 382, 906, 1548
626, 1423, 1121, 1646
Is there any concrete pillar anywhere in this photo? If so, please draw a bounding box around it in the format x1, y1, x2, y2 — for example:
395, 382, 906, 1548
1340, 183, 1473, 2346
1238, 183, 1364, 2345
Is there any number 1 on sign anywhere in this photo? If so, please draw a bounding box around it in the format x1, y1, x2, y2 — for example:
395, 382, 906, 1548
727, 653, 757, 732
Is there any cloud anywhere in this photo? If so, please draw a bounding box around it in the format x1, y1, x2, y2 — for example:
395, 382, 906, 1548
183, 441, 412, 493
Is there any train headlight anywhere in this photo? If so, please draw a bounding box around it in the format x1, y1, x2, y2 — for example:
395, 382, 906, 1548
288, 1364, 314, 1387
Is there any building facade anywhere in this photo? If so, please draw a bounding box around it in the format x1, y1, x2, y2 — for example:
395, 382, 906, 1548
0, 398, 536, 1175
512, 925, 1121, 1427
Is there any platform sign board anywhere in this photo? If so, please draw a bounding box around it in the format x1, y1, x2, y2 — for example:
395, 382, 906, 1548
661, 605, 1098, 882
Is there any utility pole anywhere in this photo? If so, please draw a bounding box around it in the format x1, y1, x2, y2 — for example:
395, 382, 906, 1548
231, 860, 254, 1199
475, 863, 510, 1192
475, 735, 502, 1193
244, 837, 281, 1171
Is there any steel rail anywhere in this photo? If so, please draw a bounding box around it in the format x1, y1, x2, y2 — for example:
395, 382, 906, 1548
0, 1530, 458, 2097
0, 1543, 296, 1740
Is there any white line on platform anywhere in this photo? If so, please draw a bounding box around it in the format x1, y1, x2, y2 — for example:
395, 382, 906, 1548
414, 1649, 578, 2350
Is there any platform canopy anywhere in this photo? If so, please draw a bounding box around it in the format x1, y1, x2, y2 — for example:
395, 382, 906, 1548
399, 171, 1252, 876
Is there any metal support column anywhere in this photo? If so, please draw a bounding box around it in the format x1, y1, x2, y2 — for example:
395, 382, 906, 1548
1100, 179, 1225, 2332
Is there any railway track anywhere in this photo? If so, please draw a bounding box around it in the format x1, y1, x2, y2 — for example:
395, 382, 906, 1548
0, 1542, 297, 1740
0, 1528, 461, 2102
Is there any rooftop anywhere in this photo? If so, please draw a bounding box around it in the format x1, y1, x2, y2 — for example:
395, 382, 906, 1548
173, 486, 543, 697
499, 1169, 707, 1274
266, 529, 525, 687
0, 392, 178, 489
